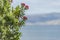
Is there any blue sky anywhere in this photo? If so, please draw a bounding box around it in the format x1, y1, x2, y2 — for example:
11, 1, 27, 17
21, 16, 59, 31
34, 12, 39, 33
13, 0, 60, 40
13, 0, 60, 15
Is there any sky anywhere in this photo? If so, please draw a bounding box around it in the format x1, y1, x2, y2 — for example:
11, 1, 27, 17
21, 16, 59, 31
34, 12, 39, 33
13, 0, 60, 15
12, 0, 60, 40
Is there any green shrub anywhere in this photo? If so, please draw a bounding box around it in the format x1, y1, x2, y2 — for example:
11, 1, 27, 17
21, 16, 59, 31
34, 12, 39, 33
0, 0, 29, 40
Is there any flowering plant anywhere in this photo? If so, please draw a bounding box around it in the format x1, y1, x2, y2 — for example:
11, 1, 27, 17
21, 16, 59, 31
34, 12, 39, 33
0, 0, 29, 40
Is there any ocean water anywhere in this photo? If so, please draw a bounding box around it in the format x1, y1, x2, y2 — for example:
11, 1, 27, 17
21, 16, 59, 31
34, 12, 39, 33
21, 25, 60, 40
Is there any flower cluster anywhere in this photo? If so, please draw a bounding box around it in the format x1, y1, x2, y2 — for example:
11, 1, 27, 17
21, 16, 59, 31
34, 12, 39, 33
21, 3, 29, 21
21, 3, 29, 10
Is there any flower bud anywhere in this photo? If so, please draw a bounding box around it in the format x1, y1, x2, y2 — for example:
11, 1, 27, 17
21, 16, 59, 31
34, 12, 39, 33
23, 16, 27, 20
25, 5, 29, 10
21, 3, 25, 7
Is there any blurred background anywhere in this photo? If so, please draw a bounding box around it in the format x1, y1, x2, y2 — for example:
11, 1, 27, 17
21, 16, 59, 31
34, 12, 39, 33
13, 0, 60, 40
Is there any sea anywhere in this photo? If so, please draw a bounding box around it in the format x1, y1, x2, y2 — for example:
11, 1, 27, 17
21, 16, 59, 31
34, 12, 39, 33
21, 25, 60, 40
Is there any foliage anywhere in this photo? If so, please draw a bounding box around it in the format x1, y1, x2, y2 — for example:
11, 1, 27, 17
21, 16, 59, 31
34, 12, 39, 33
0, 0, 29, 40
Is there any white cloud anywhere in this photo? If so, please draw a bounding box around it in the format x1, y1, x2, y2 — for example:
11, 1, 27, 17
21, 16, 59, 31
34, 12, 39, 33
26, 20, 60, 25
51, 2, 60, 6
17, 0, 60, 15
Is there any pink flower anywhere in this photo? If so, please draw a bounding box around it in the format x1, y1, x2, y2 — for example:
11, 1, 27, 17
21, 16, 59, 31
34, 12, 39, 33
25, 5, 29, 10
23, 16, 27, 20
21, 3, 25, 6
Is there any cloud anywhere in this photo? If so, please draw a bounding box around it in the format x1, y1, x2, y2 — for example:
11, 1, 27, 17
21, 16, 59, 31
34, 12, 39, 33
18, 0, 60, 15
26, 19, 60, 25
12, 0, 60, 15
51, 2, 60, 6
